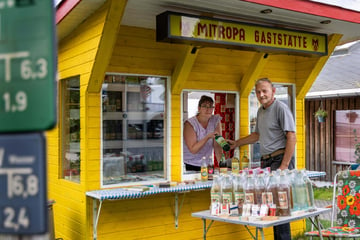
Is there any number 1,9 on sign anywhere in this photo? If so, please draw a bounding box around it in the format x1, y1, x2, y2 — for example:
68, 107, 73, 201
2, 91, 27, 113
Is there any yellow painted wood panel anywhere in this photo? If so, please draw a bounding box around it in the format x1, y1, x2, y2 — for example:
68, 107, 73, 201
58, 38, 99, 63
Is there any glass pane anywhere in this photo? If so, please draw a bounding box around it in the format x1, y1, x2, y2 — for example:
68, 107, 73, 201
335, 110, 360, 163
102, 74, 166, 186
62, 77, 80, 182
249, 84, 295, 168
182, 91, 238, 176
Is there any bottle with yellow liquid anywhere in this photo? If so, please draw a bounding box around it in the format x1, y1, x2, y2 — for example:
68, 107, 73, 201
201, 156, 208, 181
241, 150, 250, 170
219, 153, 228, 175
231, 148, 240, 174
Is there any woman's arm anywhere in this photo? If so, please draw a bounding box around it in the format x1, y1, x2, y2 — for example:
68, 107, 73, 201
213, 121, 223, 161
184, 121, 216, 154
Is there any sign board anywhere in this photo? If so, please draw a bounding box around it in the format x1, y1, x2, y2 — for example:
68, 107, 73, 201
0, 0, 56, 132
0, 133, 47, 234
157, 11, 328, 56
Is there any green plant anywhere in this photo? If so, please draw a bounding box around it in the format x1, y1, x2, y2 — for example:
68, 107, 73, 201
314, 108, 328, 119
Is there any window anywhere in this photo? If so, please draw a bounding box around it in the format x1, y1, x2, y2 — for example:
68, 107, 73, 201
335, 110, 360, 163
101, 74, 167, 186
61, 76, 80, 182
249, 84, 295, 167
182, 90, 239, 179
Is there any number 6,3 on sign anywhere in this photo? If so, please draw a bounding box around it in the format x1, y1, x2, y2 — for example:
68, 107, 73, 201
0, 1, 56, 132
0, 133, 47, 234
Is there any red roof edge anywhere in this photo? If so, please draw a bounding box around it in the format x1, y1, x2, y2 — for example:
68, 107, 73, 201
242, 0, 360, 23
56, 0, 82, 24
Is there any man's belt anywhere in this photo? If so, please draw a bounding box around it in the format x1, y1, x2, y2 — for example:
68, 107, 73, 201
261, 149, 285, 160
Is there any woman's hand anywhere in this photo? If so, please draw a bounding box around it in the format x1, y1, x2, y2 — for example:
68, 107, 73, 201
207, 131, 218, 140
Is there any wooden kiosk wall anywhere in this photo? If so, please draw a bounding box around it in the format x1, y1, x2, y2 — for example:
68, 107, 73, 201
305, 97, 360, 182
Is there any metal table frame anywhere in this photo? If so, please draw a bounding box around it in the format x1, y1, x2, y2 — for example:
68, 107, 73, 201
192, 208, 331, 240
86, 182, 213, 240
85, 171, 325, 240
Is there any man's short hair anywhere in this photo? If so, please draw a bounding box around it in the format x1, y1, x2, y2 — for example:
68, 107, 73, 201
255, 78, 274, 87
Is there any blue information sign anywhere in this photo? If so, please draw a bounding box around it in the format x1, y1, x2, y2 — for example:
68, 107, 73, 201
0, 133, 47, 234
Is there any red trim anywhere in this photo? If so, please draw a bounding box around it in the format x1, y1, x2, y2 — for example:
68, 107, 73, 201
242, 0, 360, 23
56, 0, 82, 24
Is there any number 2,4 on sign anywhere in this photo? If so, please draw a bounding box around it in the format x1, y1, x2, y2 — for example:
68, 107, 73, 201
0, 148, 39, 199
3, 207, 30, 231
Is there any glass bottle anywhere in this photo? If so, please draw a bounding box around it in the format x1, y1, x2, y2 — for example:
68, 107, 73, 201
210, 175, 221, 215
231, 148, 240, 174
233, 172, 246, 215
208, 155, 214, 180
265, 172, 280, 216
254, 172, 266, 205
302, 169, 315, 210
241, 150, 250, 170
293, 170, 308, 211
245, 170, 255, 205
288, 169, 297, 211
220, 174, 233, 215
215, 134, 230, 152
219, 153, 228, 175
277, 171, 291, 216
201, 156, 208, 181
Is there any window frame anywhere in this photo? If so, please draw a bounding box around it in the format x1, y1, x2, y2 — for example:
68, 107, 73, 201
100, 73, 170, 188
334, 110, 360, 164
60, 76, 81, 183
181, 90, 239, 181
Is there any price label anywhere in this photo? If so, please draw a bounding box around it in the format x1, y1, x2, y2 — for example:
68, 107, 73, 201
0, 133, 47, 234
0, 0, 56, 132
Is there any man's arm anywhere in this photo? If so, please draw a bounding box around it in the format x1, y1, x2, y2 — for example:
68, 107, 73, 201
279, 131, 297, 170
229, 132, 259, 149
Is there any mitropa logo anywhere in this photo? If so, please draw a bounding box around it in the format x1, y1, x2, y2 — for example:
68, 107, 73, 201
312, 38, 319, 51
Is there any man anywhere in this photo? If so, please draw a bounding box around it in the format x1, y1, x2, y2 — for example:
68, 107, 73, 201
230, 78, 296, 240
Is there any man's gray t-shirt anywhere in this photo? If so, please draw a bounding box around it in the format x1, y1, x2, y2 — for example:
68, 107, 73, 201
255, 99, 295, 155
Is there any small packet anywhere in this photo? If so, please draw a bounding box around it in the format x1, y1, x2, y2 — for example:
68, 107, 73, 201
251, 204, 260, 216
210, 202, 220, 216
260, 204, 269, 217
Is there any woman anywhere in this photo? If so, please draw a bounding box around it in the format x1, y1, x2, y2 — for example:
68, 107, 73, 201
183, 95, 223, 171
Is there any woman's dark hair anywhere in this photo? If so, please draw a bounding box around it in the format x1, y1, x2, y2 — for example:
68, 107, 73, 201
198, 95, 214, 107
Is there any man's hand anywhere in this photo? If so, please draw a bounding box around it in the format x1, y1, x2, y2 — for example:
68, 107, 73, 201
227, 139, 238, 149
